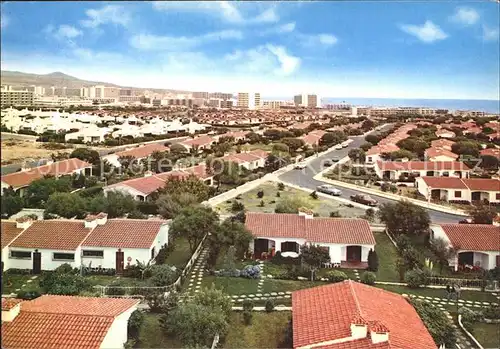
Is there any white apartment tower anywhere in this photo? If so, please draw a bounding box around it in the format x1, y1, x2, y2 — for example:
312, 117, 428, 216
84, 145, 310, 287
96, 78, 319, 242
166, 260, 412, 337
294, 94, 320, 108
237, 92, 261, 110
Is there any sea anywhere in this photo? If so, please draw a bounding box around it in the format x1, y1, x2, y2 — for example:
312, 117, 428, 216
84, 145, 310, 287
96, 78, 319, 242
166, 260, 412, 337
321, 98, 500, 114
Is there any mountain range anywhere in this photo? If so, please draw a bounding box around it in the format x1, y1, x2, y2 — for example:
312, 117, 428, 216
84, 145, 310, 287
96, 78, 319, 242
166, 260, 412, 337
0, 70, 187, 94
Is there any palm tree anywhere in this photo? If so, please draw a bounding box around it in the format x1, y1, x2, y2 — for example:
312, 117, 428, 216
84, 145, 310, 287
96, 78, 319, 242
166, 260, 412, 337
135, 259, 153, 280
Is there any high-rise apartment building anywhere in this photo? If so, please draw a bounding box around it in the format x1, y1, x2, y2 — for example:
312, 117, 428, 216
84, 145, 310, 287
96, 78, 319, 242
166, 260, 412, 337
294, 94, 319, 108
1, 86, 34, 106
193, 91, 210, 99
237, 92, 261, 110
120, 89, 133, 96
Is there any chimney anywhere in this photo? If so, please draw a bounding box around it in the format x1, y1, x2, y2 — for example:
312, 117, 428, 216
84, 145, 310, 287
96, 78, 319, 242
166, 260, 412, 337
369, 321, 390, 344
16, 217, 33, 230
96, 212, 108, 225
1, 298, 23, 322
144, 170, 153, 177
350, 315, 368, 339
298, 207, 314, 219
84, 214, 98, 229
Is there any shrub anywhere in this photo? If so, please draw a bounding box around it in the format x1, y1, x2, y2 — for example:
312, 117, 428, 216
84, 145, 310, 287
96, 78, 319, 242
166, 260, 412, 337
257, 190, 264, 198
240, 265, 261, 279
243, 310, 253, 325
367, 249, 379, 272
55, 263, 75, 274
405, 269, 429, 288
16, 290, 41, 300
483, 304, 500, 320
265, 299, 275, 312
128, 310, 144, 340
329, 211, 341, 218
361, 271, 376, 285
277, 182, 285, 191
381, 182, 391, 192
231, 200, 245, 213
150, 265, 178, 286
258, 200, 265, 207
310, 191, 319, 199
107, 286, 127, 296
276, 191, 281, 197
327, 270, 348, 283
459, 307, 483, 333
242, 299, 254, 312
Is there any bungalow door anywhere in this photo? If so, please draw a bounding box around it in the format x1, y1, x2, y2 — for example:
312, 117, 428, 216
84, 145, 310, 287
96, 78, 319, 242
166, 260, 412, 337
116, 250, 124, 275
346, 246, 362, 262
32, 250, 41, 274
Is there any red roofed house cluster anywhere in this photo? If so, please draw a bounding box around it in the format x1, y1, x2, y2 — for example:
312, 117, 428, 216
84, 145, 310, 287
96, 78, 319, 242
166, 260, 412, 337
292, 280, 436, 349
1, 214, 169, 274
245, 211, 375, 268
2, 295, 139, 349
365, 124, 417, 165
102, 142, 170, 168
416, 177, 500, 204
374, 161, 471, 180
430, 224, 500, 271
1, 158, 92, 197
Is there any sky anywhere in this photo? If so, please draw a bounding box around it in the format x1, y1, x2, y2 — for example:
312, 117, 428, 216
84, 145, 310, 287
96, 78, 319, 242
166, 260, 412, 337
1, 1, 499, 100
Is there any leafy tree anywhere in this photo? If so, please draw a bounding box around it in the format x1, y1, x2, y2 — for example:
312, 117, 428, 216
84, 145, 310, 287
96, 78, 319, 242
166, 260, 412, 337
378, 200, 430, 236
169, 143, 188, 155
300, 244, 330, 280
272, 143, 290, 154
24, 176, 72, 208
39, 272, 90, 295
1, 188, 24, 217
160, 176, 210, 202
70, 147, 100, 165
246, 132, 262, 144
156, 193, 198, 219
451, 140, 481, 157
367, 249, 379, 272
348, 148, 366, 163
430, 237, 456, 273
281, 137, 305, 152
118, 155, 136, 169
467, 203, 497, 224
150, 264, 178, 286
127, 310, 144, 340
479, 155, 499, 170
191, 286, 232, 318
365, 134, 381, 145
363, 208, 375, 222
211, 219, 253, 258
389, 149, 417, 161
319, 131, 347, 146
170, 205, 219, 253
275, 197, 312, 214
162, 303, 229, 348
360, 142, 373, 151
45, 192, 87, 218
231, 200, 245, 213
396, 137, 429, 157
265, 299, 275, 312
265, 153, 289, 171
410, 299, 457, 347
104, 191, 138, 218
264, 129, 286, 141
277, 182, 285, 191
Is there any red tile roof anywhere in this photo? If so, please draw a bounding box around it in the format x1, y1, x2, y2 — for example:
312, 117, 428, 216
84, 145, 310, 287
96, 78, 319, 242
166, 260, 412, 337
9, 220, 91, 250
462, 178, 500, 191
438, 224, 500, 252
245, 213, 375, 245
1, 221, 24, 249
82, 219, 166, 249
424, 148, 458, 160
2, 295, 138, 349
1, 298, 23, 311
480, 148, 500, 157
108, 175, 168, 195
1, 158, 91, 189
115, 143, 169, 159
181, 135, 214, 147
420, 177, 500, 192
292, 281, 436, 349
366, 144, 399, 156
376, 161, 470, 171
431, 139, 455, 150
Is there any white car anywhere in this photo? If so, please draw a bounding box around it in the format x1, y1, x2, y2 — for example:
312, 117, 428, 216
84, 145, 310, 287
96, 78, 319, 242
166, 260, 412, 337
294, 162, 307, 169
334, 144, 342, 150
316, 184, 342, 196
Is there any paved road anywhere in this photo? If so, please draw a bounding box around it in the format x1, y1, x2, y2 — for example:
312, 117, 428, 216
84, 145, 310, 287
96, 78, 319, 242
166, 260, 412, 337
278, 125, 464, 224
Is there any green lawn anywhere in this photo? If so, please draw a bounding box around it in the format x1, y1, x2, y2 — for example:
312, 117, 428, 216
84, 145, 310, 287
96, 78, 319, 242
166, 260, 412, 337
135, 312, 182, 348
1, 273, 39, 294
374, 231, 400, 282
165, 237, 192, 270
470, 322, 500, 349
201, 276, 260, 294
263, 279, 324, 293
375, 284, 498, 303
215, 182, 367, 218
223, 311, 291, 349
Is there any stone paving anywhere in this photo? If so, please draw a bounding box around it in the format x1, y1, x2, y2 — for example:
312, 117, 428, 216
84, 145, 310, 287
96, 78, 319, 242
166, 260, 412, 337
403, 293, 498, 309
230, 291, 293, 304
185, 247, 209, 296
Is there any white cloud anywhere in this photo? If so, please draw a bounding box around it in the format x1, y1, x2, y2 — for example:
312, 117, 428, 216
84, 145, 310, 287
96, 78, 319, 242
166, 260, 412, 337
129, 29, 243, 51
1, 12, 9, 29
44, 24, 82, 47
299, 33, 338, 47
279, 22, 296, 33
450, 7, 480, 26
152, 1, 279, 25
400, 21, 448, 43
80, 5, 131, 28
482, 25, 499, 42
224, 45, 300, 76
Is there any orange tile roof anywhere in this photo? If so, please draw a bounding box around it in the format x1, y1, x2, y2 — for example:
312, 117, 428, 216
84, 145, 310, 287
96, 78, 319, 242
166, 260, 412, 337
292, 281, 436, 349
115, 143, 169, 159
420, 176, 468, 190
420, 177, 500, 192
1, 221, 24, 249
480, 148, 500, 157
82, 219, 166, 249
1, 158, 92, 189
9, 220, 91, 250
245, 213, 375, 245
2, 295, 138, 349
376, 161, 470, 171
1, 298, 24, 311
181, 135, 214, 147
108, 175, 167, 195
431, 139, 455, 150
462, 178, 500, 191
438, 224, 500, 252
424, 147, 458, 160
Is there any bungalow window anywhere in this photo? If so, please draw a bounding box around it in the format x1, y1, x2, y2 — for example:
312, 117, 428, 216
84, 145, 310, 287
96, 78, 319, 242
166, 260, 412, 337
53, 253, 75, 261
455, 191, 462, 198
496, 193, 500, 200
82, 250, 104, 258
10, 250, 31, 259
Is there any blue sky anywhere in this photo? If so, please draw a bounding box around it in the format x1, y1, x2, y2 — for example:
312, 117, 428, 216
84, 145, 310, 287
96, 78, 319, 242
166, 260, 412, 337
1, 1, 499, 100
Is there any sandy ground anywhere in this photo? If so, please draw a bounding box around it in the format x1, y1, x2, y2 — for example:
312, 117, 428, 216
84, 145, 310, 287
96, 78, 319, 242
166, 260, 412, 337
1, 139, 72, 165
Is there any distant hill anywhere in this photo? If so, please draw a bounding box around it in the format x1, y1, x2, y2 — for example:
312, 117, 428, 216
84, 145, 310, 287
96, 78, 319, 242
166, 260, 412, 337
0, 70, 187, 94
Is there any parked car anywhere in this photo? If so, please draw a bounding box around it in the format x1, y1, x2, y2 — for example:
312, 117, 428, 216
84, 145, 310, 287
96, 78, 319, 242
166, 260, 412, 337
331, 157, 340, 162
350, 194, 378, 206
334, 144, 342, 150
341, 141, 349, 148
294, 162, 307, 169
324, 161, 332, 167
317, 184, 342, 196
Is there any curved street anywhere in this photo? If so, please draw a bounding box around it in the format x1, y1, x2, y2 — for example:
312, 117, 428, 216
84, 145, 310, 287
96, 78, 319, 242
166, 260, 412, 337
278, 126, 465, 224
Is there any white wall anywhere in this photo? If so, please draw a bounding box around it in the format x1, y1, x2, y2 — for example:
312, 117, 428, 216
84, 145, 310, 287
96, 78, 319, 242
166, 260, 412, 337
6, 247, 82, 271
81, 247, 151, 270
100, 306, 137, 349
102, 154, 120, 168
316, 243, 373, 263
